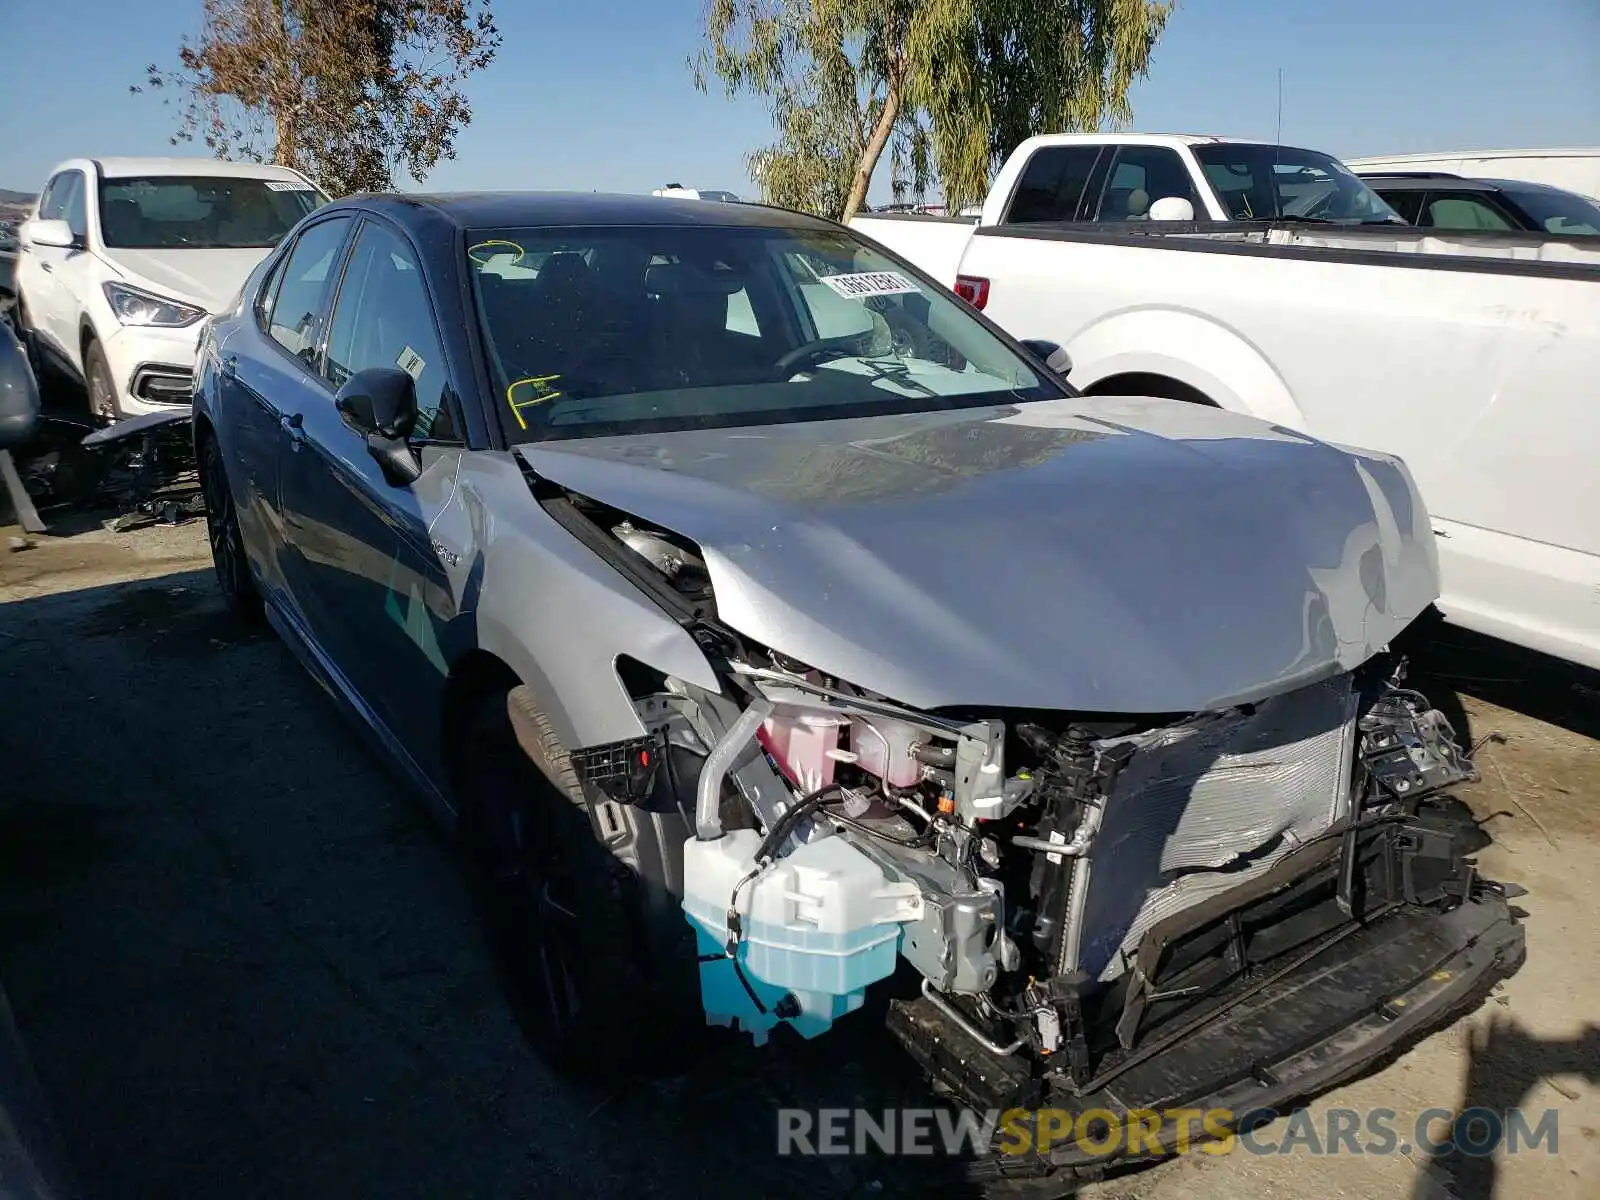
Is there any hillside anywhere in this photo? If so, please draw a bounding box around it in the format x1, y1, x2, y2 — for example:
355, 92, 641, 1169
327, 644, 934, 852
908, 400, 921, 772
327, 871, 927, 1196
0, 188, 35, 206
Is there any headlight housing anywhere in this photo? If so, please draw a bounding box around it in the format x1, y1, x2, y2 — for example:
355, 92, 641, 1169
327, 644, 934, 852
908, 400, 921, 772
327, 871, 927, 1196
102, 282, 206, 328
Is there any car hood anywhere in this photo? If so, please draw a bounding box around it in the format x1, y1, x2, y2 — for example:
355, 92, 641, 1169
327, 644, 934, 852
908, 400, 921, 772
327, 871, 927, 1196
516, 397, 1439, 713
102, 246, 274, 313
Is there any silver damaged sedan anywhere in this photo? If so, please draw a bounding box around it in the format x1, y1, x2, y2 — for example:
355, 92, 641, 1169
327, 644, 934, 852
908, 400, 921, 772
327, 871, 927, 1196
192, 192, 1524, 1184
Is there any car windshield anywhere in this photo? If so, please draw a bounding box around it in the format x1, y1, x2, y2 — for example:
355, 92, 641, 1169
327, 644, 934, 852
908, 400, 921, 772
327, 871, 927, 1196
468, 224, 1061, 442
97, 176, 326, 249
1499, 186, 1600, 236
1192, 144, 1403, 224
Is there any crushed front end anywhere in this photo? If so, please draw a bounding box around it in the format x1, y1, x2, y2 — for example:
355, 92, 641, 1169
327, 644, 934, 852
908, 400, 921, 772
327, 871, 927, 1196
537, 478, 1524, 1182
665, 645, 1520, 1174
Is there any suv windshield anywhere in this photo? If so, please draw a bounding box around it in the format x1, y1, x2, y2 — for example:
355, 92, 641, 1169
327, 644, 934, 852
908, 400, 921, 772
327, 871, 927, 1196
1499, 186, 1600, 236
469, 224, 1061, 442
1192, 144, 1402, 224
97, 176, 326, 249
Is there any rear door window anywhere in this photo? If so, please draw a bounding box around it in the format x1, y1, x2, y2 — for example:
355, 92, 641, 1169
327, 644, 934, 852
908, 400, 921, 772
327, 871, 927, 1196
1420, 193, 1516, 231
1004, 146, 1102, 223
1089, 146, 1199, 221
266, 216, 353, 363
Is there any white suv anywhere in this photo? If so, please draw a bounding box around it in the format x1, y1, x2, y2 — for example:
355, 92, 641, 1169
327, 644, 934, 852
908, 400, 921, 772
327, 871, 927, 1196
13, 157, 327, 421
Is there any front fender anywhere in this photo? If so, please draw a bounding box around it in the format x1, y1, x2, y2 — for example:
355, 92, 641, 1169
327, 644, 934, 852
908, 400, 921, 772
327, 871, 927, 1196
447, 452, 723, 752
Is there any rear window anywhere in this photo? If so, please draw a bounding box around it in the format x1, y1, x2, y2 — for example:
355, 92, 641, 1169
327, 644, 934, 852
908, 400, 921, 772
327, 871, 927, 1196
1192, 145, 1401, 225
97, 175, 328, 249
1498, 186, 1600, 237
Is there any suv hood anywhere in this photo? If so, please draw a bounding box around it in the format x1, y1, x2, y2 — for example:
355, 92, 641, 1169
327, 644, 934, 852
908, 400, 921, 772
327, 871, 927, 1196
102, 246, 275, 313
518, 397, 1439, 713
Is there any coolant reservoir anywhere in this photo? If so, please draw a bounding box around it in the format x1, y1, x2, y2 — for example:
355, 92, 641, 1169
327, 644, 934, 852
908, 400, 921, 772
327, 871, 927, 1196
850, 717, 923, 788
760, 712, 845, 793
682, 830, 922, 1045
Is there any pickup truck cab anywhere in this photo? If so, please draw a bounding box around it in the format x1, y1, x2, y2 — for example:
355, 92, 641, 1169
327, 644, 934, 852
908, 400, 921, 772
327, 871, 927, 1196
851, 133, 1600, 672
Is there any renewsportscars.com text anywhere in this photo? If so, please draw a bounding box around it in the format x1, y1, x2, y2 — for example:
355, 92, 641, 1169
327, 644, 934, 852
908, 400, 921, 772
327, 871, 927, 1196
776, 1105, 1561, 1159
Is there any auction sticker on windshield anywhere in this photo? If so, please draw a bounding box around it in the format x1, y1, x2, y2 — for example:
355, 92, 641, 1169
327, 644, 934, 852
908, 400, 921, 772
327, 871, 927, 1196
819, 270, 920, 299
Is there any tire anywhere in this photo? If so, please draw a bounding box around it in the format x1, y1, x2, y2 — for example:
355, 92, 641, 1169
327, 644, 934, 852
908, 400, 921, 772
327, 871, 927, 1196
458, 684, 693, 1076
198, 430, 262, 620
83, 338, 121, 424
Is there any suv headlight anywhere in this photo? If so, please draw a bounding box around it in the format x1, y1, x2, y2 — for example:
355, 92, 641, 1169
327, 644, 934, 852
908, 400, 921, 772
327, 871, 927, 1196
102, 282, 206, 328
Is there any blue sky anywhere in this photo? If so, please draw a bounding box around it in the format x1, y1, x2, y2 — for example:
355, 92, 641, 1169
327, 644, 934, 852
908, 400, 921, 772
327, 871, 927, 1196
1, 0, 1596, 202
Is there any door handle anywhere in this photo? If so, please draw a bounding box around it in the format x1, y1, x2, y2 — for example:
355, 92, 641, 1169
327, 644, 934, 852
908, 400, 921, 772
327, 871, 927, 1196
38, 262, 51, 273
220, 355, 237, 380
280, 412, 306, 446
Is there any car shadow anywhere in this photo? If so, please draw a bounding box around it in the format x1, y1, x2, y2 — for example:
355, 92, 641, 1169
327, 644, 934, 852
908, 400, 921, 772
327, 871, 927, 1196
0, 568, 988, 1199
1410, 1017, 1600, 1200
1397, 609, 1600, 747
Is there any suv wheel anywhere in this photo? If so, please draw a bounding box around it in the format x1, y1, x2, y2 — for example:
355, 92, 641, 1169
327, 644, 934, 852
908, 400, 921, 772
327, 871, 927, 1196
84, 339, 121, 423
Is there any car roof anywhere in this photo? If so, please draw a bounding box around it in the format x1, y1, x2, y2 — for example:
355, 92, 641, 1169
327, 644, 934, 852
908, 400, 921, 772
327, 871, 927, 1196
1360, 174, 1502, 192
1348, 147, 1600, 163
1360, 173, 1591, 201
46, 156, 318, 182
338, 190, 840, 232
1475, 177, 1594, 198
1021, 133, 1272, 148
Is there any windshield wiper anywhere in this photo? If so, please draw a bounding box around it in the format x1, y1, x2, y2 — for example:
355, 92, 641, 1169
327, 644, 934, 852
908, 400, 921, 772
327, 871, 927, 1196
857, 355, 939, 399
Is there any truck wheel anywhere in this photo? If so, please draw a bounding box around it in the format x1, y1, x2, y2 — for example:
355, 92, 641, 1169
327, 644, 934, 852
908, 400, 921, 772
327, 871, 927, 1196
1085, 373, 1217, 407
459, 684, 691, 1075
83, 340, 121, 423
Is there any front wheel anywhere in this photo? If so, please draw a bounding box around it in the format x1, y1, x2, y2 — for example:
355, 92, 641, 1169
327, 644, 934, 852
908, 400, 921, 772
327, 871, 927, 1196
83, 339, 121, 424
458, 685, 695, 1075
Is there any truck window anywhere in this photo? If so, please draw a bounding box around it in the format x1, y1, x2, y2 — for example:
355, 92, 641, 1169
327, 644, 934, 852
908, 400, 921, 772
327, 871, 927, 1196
1004, 146, 1101, 223
1090, 146, 1199, 221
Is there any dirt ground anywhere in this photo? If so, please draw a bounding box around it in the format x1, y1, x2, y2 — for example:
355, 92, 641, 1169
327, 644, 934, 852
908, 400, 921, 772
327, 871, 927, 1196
1, 517, 1597, 1200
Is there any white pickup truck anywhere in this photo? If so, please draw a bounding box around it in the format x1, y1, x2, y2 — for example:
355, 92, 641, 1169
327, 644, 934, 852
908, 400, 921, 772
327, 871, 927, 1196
851, 133, 1600, 672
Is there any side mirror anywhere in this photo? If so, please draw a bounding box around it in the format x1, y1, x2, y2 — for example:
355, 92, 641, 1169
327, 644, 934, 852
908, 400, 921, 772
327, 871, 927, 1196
1020, 338, 1072, 380
334, 366, 421, 486
1147, 196, 1196, 222
28, 220, 79, 250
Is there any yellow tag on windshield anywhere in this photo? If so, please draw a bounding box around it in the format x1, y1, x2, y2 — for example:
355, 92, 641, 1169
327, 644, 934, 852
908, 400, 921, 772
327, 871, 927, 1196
506, 375, 564, 430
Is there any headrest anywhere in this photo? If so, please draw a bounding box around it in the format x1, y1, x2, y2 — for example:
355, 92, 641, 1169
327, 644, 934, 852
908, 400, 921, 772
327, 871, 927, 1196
535, 252, 593, 290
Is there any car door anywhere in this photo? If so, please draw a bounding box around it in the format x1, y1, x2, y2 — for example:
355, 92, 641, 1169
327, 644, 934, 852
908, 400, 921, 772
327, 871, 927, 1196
225, 214, 356, 608
277, 216, 466, 771
20, 173, 77, 357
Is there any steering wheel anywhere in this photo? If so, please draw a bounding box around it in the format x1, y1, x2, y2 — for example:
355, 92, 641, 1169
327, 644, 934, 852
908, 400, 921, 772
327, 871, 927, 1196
773, 335, 861, 376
